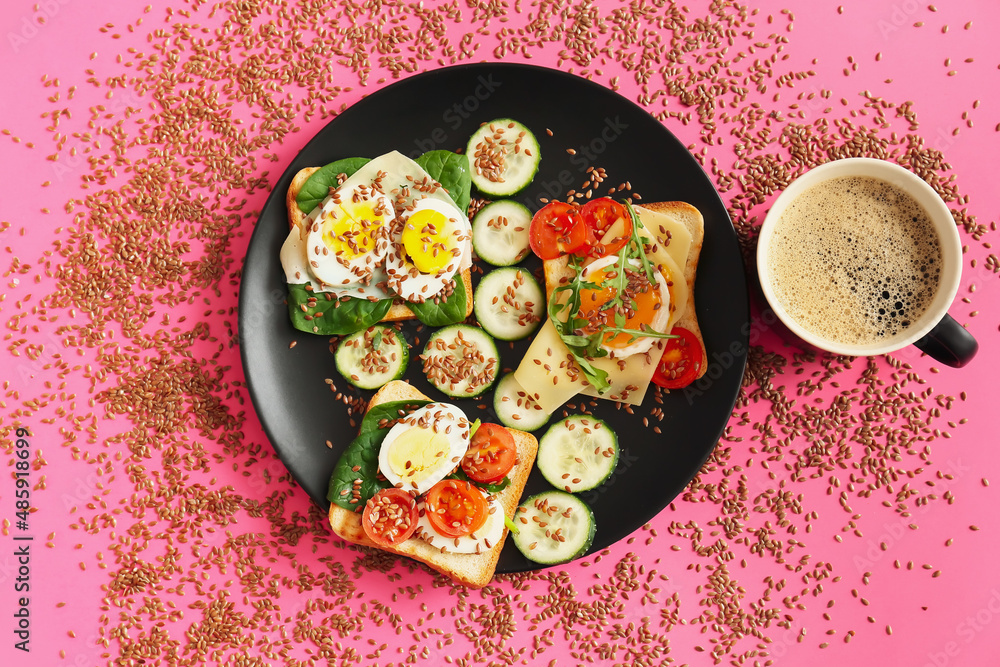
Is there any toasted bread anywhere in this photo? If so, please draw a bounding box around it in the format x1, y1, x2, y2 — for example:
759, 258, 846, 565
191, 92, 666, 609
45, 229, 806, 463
327, 380, 538, 588
541, 201, 707, 382
286, 167, 474, 323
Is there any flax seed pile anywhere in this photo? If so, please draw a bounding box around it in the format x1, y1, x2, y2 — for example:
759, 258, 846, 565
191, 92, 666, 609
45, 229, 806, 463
1, 1, 994, 665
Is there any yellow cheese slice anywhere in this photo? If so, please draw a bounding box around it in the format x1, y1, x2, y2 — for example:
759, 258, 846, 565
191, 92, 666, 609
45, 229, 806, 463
512, 320, 587, 414
513, 319, 668, 411
577, 338, 666, 406
634, 205, 692, 275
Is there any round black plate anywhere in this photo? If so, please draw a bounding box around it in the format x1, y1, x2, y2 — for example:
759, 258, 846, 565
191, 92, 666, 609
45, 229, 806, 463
239, 63, 748, 573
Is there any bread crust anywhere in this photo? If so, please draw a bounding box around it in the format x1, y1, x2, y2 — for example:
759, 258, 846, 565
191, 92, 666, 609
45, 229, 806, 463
327, 381, 538, 588
287, 167, 474, 322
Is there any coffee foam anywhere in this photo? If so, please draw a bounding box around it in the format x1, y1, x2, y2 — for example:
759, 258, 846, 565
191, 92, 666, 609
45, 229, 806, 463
767, 176, 941, 347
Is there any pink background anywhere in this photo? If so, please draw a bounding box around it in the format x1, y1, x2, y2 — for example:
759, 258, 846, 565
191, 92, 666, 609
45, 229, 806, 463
2, 1, 999, 665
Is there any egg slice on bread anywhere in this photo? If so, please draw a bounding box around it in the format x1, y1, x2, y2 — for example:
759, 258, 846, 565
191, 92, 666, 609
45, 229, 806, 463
327, 381, 539, 588
281, 151, 474, 317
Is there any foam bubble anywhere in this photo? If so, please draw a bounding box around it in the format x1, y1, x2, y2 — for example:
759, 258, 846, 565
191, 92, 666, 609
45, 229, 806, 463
767, 176, 941, 347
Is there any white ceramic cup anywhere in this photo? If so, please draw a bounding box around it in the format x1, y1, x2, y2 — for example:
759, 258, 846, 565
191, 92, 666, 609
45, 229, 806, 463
757, 158, 977, 367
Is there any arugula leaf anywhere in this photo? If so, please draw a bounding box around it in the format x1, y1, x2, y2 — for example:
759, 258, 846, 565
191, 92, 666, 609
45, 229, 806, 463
415, 150, 472, 213
327, 399, 432, 511
287, 283, 392, 336
547, 258, 613, 392
296, 157, 371, 214
624, 201, 656, 283
406, 279, 468, 327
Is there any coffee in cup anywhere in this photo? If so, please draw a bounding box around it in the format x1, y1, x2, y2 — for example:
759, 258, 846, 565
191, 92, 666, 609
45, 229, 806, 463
757, 158, 977, 367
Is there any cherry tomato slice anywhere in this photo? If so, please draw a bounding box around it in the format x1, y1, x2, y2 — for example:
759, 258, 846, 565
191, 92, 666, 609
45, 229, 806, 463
424, 479, 489, 538
529, 202, 593, 259
579, 198, 632, 256
362, 488, 419, 547
651, 327, 704, 389
461, 423, 517, 484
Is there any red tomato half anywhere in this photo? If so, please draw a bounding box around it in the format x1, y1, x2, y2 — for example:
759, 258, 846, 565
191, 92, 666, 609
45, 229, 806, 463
362, 488, 419, 547
579, 197, 632, 256
424, 479, 489, 538
651, 327, 704, 389
462, 423, 517, 483
529, 202, 593, 259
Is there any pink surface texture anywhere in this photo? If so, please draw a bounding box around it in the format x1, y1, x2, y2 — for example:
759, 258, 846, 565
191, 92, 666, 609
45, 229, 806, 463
1, 1, 999, 666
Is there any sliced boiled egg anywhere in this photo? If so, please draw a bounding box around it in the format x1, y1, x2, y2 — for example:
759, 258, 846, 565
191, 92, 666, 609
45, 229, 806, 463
578, 255, 671, 358
377, 403, 471, 495
385, 197, 472, 302
414, 494, 506, 554
305, 186, 393, 288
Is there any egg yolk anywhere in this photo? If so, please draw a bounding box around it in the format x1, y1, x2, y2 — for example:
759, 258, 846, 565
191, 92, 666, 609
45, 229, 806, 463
386, 426, 451, 483
578, 265, 663, 350
321, 201, 385, 261
401, 208, 458, 274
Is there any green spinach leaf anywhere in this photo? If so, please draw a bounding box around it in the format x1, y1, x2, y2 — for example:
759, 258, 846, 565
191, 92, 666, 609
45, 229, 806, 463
327, 399, 432, 511
415, 150, 472, 214
406, 280, 468, 327
296, 157, 371, 214
287, 283, 392, 336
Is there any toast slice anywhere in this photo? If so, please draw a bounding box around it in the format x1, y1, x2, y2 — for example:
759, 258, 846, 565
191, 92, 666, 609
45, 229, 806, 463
327, 380, 538, 588
286, 167, 474, 323
541, 201, 707, 382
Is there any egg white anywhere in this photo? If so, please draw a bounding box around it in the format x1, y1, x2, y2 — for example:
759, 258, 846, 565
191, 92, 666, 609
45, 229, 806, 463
414, 494, 506, 554
280, 151, 474, 303
377, 403, 471, 495
582, 255, 671, 358
385, 197, 473, 302
305, 189, 393, 288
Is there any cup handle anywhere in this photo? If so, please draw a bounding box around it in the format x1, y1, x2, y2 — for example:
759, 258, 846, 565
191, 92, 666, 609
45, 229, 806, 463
912, 314, 978, 368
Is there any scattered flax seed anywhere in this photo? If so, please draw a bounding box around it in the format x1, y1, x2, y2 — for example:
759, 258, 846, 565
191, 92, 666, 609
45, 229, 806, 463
3, 3, 984, 665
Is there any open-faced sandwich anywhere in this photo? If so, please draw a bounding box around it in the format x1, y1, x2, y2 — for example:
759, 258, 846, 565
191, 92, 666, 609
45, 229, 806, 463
504, 198, 708, 418
280, 150, 476, 336
326, 380, 538, 588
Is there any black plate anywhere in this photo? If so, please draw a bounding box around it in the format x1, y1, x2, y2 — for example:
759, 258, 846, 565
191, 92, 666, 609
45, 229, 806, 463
239, 63, 748, 572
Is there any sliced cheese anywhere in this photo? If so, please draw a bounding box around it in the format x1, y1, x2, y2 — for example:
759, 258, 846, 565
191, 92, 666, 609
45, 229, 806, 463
634, 205, 692, 274
512, 320, 586, 414
578, 338, 666, 406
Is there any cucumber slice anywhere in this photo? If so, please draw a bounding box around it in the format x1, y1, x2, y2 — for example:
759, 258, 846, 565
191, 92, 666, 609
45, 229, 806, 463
537, 416, 619, 493
473, 268, 544, 341
466, 119, 541, 197
334, 325, 409, 390
512, 491, 596, 565
420, 324, 499, 398
471, 201, 532, 266
493, 372, 550, 432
